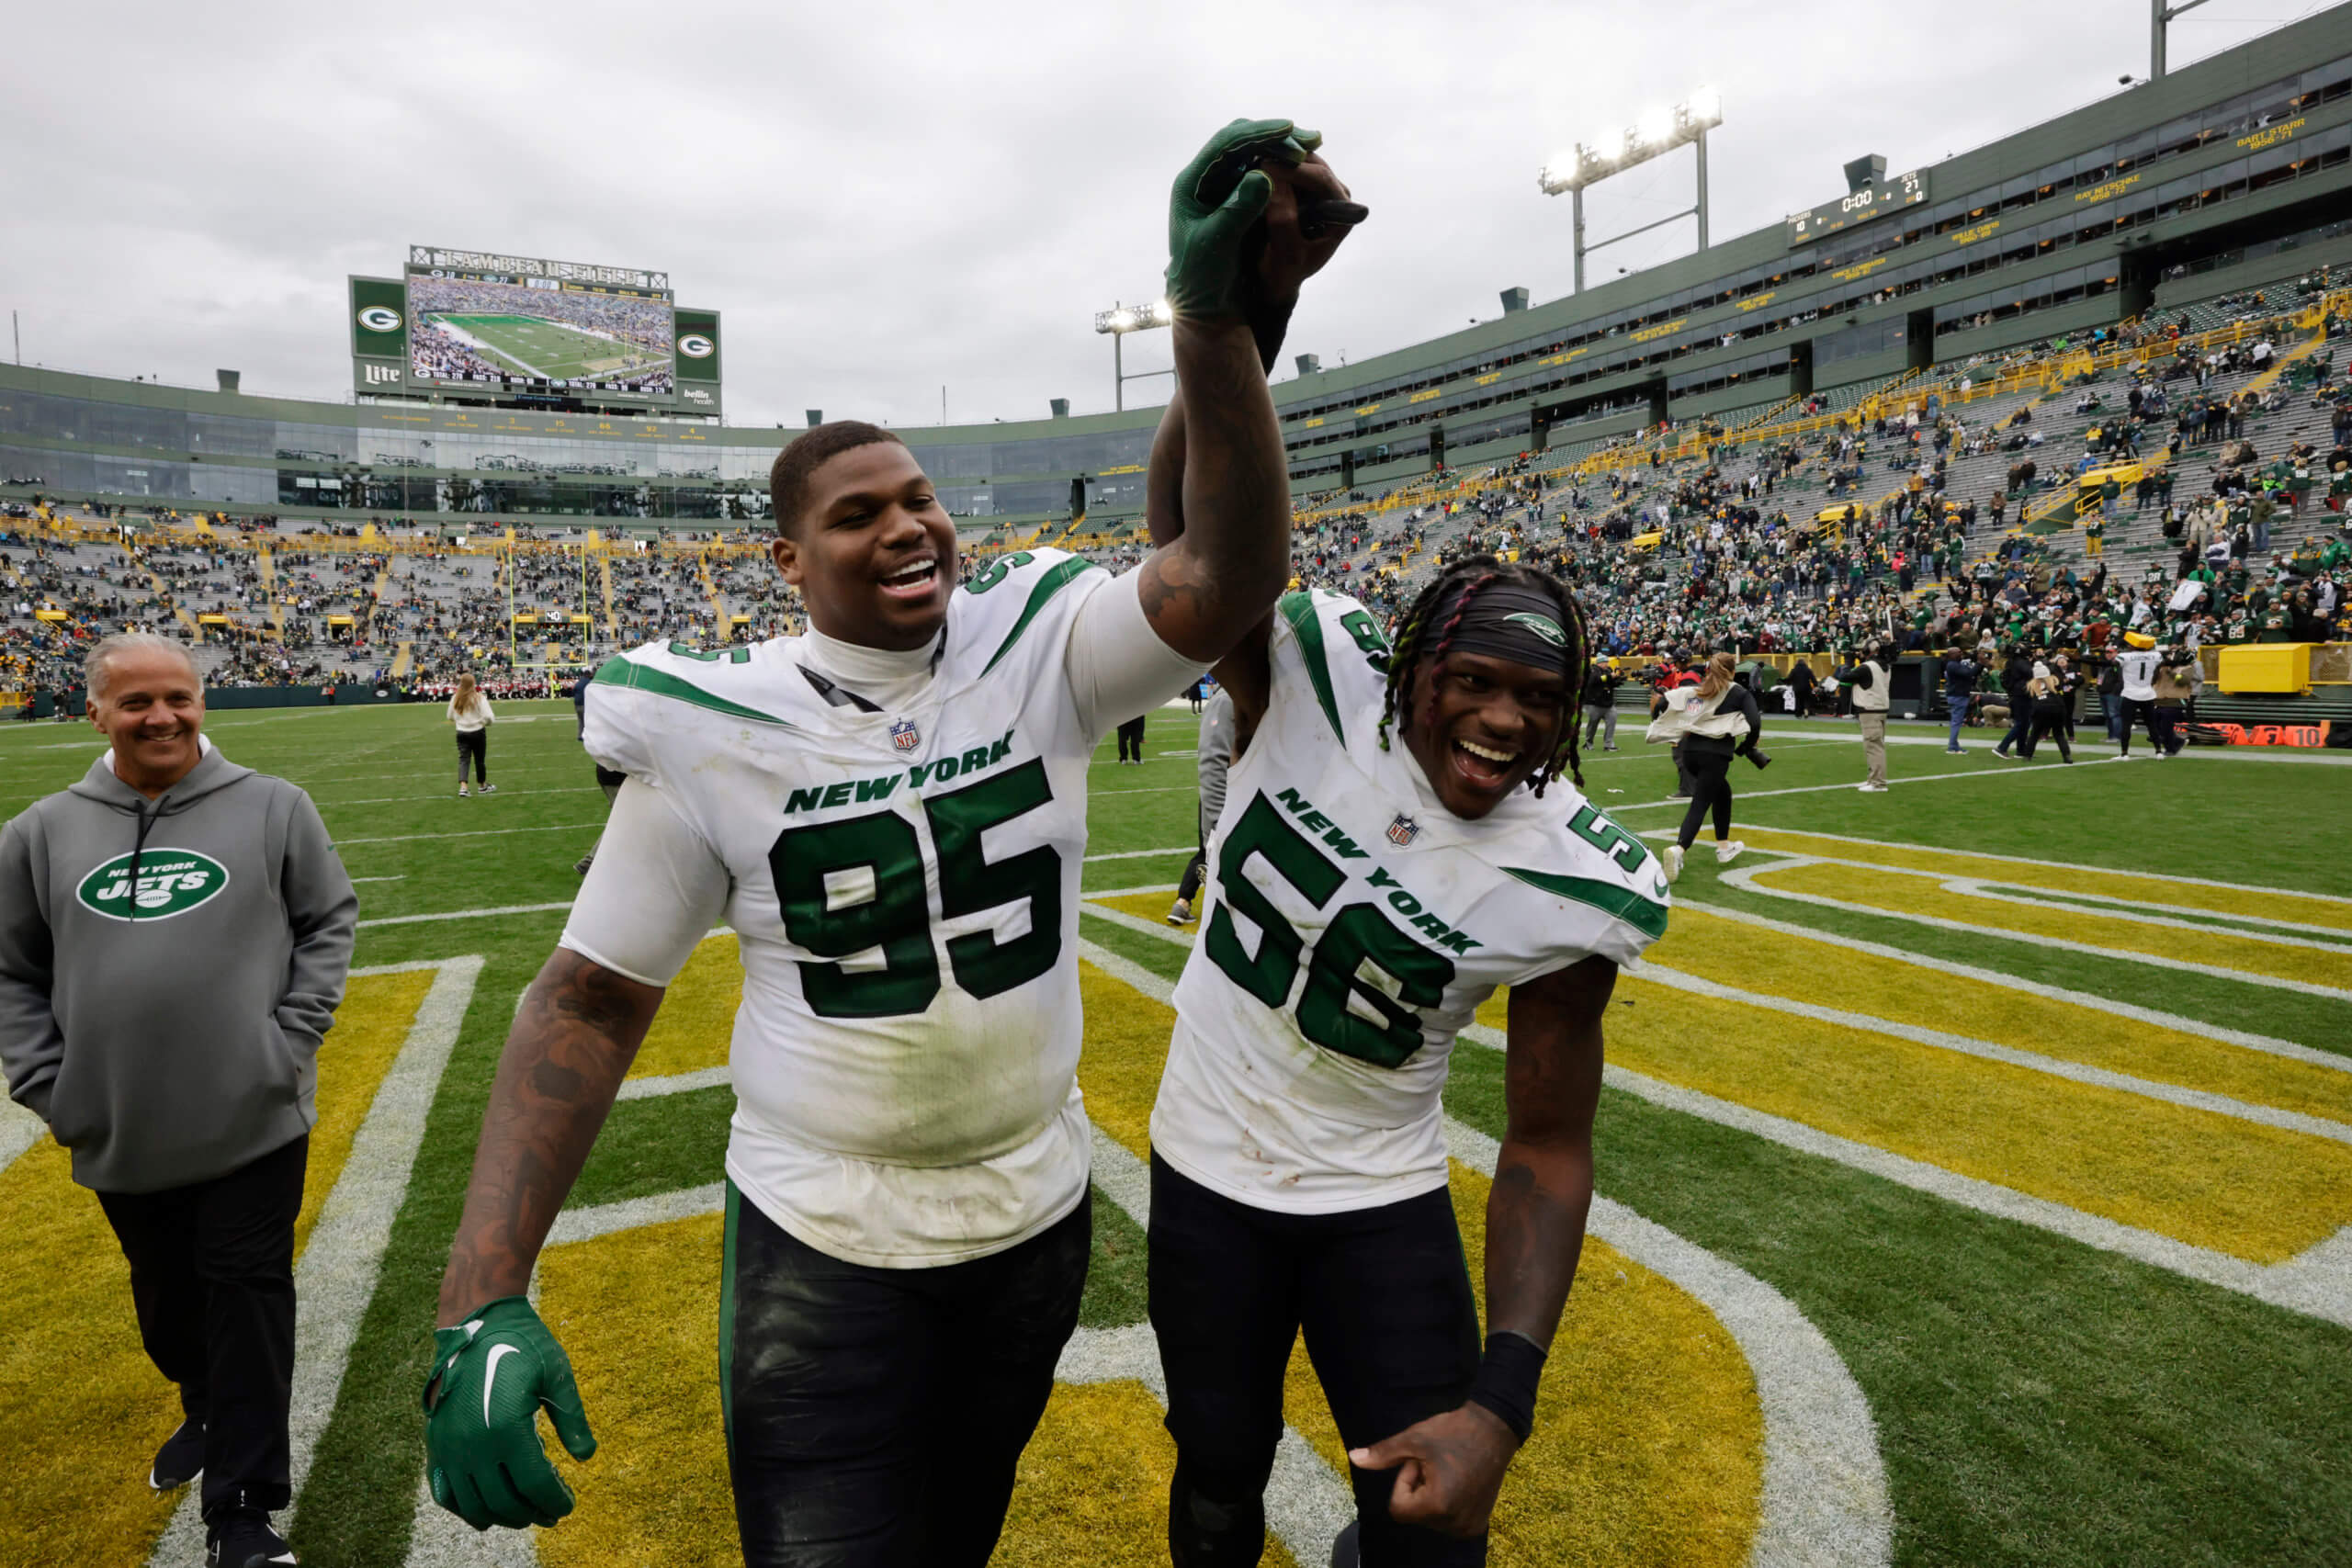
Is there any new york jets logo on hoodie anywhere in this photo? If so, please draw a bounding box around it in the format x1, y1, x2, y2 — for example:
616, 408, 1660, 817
75, 849, 232, 920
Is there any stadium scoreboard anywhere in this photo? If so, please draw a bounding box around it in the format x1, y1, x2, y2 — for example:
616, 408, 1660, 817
350, 246, 721, 416
1784, 169, 1929, 248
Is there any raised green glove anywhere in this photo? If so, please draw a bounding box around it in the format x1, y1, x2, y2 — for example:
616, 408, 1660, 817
1165, 118, 1311, 321
422, 1297, 597, 1531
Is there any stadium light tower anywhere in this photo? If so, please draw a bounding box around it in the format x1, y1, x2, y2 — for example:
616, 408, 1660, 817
2150, 0, 2212, 79
1092, 299, 1173, 412
1539, 87, 1724, 295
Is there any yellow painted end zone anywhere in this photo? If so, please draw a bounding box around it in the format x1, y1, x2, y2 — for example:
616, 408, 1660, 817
0, 970, 431, 1567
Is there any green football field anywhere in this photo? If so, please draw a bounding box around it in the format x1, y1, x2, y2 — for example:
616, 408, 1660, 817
3, 700, 2348, 1568
424, 312, 669, 382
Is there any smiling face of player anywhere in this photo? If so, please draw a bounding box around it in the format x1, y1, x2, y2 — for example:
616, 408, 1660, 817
1399, 649, 1569, 821
770, 443, 958, 651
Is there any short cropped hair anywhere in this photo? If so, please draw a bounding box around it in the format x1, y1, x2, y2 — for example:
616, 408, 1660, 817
85, 632, 200, 701
769, 421, 906, 536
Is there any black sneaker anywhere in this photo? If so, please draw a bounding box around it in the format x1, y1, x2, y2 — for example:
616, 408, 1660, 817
207, 1508, 296, 1567
150, 1417, 203, 1491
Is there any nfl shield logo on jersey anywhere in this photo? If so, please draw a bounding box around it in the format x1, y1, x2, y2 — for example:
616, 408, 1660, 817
890, 718, 921, 753
1386, 813, 1419, 847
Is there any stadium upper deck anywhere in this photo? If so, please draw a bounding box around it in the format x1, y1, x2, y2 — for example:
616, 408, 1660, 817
3, 6, 2348, 535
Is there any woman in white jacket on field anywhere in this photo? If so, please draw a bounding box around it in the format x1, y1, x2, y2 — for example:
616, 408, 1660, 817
448, 672, 496, 797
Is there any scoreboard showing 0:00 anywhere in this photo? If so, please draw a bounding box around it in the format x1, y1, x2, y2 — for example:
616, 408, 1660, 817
1784, 169, 1929, 247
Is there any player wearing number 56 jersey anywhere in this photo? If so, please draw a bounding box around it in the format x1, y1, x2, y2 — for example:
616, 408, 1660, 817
422, 117, 1363, 1568
1141, 544, 1665, 1565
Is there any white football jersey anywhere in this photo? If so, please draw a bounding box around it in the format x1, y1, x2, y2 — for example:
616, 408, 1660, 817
1150, 588, 1670, 1214
579, 549, 1184, 1268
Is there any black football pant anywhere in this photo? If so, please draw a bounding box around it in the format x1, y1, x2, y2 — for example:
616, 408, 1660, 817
722, 1183, 1090, 1567
1148, 1155, 1486, 1568
1117, 716, 1148, 761
96, 1134, 306, 1520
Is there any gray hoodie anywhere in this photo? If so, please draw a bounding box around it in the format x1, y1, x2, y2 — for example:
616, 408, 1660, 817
0, 744, 357, 1193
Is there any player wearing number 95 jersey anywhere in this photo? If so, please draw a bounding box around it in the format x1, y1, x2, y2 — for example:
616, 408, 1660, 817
420, 117, 1362, 1568
1140, 545, 1668, 1566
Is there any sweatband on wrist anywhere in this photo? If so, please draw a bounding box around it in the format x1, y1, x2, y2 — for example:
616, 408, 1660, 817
1465, 1330, 1546, 1443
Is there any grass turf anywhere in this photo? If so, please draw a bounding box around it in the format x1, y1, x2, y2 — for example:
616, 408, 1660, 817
1, 699, 2346, 1566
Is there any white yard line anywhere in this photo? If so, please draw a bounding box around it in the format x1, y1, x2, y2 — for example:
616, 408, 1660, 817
357, 901, 575, 930
0, 1098, 44, 1175
1084, 900, 2352, 1325
1610, 753, 2134, 811
1717, 856, 2352, 1002
1472, 1033, 2352, 1332
153, 958, 486, 1566
1078, 937, 1893, 1568
1623, 961, 2352, 1145
1689, 823, 2352, 908
1668, 898, 2352, 1076
338, 822, 605, 848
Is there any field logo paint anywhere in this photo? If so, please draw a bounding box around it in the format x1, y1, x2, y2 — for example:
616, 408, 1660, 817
356, 305, 402, 333
676, 334, 716, 358
76, 850, 230, 920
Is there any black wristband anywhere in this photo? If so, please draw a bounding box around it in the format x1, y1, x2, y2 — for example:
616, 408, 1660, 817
1464, 1330, 1545, 1443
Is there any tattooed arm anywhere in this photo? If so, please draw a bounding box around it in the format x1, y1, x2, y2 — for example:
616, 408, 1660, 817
1348, 954, 1612, 1538
435, 948, 665, 1324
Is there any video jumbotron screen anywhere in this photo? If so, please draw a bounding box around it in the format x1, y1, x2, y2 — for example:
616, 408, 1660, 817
405, 261, 673, 396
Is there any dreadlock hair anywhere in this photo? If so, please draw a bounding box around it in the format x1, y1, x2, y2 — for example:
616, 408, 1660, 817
1374, 554, 1596, 798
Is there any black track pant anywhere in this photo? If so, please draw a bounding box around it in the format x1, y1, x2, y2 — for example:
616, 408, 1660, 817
722, 1184, 1089, 1567
1116, 716, 1148, 761
2021, 711, 2072, 761
1177, 842, 1209, 904
1676, 748, 1736, 850
455, 727, 489, 784
1149, 1155, 1486, 1568
96, 1134, 307, 1520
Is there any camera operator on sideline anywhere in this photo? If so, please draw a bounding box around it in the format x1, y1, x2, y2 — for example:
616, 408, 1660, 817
1833, 638, 1893, 792
1648, 650, 1763, 884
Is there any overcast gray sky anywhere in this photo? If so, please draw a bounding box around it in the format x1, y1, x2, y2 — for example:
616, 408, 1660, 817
2, 0, 2327, 428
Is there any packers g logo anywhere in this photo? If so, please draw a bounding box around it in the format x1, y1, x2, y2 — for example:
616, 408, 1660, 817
1503, 612, 1568, 649
676, 333, 715, 359
356, 305, 403, 333
76, 850, 232, 921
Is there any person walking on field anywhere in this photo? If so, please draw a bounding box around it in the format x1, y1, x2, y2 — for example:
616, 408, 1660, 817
449, 671, 496, 797
0, 632, 357, 1568
1835, 639, 1892, 792
1580, 656, 1620, 751
1115, 711, 1149, 764
1649, 650, 1762, 883
1166, 685, 1234, 927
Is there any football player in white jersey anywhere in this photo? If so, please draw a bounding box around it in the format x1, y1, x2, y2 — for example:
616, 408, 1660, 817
1140, 501, 1667, 1561
419, 119, 1362, 1566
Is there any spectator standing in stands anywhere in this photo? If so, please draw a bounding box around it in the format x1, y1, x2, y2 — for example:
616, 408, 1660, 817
448, 671, 496, 797
1579, 656, 1619, 752
1651, 651, 1761, 884
1165, 686, 1234, 927
0, 633, 356, 1568
1115, 711, 1148, 764
1835, 640, 1891, 791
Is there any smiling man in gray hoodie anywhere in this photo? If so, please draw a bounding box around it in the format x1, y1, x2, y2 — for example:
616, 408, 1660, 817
0, 631, 356, 1568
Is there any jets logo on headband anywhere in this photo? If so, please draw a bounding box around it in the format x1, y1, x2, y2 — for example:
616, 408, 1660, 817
1503, 612, 1567, 649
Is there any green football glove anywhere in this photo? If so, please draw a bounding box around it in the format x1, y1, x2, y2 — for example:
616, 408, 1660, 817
422, 1297, 597, 1531
1165, 118, 1313, 321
